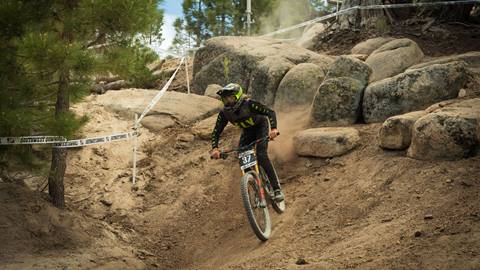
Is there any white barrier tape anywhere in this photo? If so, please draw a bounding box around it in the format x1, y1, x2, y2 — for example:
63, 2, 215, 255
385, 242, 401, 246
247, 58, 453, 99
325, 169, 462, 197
358, 0, 479, 9
262, 7, 356, 37
184, 52, 191, 95
136, 57, 186, 124
53, 131, 137, 148
0, 136, 66, 145
262, 0, 480, 37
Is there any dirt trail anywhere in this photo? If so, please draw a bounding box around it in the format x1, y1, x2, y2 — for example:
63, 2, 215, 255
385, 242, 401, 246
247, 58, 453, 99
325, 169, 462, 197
44, 98, 480, 269
2, 24, 480, 268
1, 94, 479, 269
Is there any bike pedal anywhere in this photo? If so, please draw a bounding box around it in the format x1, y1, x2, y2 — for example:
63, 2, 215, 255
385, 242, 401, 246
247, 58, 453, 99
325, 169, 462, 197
259, 200, 267, 208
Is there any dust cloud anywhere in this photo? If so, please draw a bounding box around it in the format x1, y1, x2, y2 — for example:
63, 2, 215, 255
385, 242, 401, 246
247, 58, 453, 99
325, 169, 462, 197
258, 0, 314, 38
269, 106, 310, 162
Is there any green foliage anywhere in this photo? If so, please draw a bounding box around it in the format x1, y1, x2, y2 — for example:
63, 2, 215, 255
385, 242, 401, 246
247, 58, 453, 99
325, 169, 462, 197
0, 0, 165, 175
170, 18, 193, 54
175, 0, 334, 46
183, 0, 210, 46
100, 43, 159, 88
78, 0, 164, 43
205, 0, 236, 36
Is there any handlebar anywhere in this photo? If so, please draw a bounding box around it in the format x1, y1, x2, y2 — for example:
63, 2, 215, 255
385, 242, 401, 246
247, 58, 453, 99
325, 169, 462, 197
211, 132, 280, 160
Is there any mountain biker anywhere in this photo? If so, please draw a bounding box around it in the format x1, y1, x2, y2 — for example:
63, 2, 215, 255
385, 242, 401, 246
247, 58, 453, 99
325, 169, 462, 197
209, 83, 285, 202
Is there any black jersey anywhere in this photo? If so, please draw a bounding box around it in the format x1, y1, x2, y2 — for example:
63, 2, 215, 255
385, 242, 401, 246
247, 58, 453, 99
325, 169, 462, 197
211, 99, 277, 149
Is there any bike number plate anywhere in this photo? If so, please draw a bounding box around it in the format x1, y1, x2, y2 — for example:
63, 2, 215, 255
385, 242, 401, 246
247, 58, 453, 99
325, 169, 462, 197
239, 150, 257, 170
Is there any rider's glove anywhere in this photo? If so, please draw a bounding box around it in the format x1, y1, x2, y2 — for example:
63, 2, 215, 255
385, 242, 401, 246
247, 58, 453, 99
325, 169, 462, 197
269, 128, 279, 140
210, 148, 221, 159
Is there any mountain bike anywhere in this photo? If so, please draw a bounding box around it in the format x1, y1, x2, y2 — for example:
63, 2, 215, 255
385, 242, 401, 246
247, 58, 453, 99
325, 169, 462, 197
216, 136, 285, 241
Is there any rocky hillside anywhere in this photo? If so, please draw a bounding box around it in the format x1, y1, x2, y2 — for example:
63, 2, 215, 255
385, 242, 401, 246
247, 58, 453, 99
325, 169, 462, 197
1, 23, 480, 270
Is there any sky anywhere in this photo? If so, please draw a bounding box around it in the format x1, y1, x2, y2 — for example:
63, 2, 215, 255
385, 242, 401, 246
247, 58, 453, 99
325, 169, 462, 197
149, 0, 183, 57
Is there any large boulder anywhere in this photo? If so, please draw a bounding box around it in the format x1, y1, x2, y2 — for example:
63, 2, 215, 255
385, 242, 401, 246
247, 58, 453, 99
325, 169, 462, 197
274, 63, 326, 111
363, 61, 467, 123
351, 37, 395, 55
310, 56, 372, 126
192, 36, 333, 106
192, 115, 235, 140
409, 51, 480, 98
347, 54, 368, 61
409, 51, 480, 70
293, 127, 360, 157
141, 115, 176, 132
296, 23, 326, 50
325, 55, 372, 86
204, 84, 222, 99
378, 111, 426, 150
366, 38, 424, 82
96, 89, 222, 131
310, 77, 364, 126
408, 98, 480, 160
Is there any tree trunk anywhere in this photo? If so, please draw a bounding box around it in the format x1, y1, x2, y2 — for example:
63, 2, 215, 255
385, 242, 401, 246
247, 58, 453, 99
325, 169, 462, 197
221, 0, 225, 36
196, 0, 203, 47
339, 0, 388, 29
48, 66, 70, 209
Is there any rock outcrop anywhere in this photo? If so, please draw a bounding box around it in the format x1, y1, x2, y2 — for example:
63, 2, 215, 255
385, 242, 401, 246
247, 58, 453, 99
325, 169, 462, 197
96, 89, 221, 131
310, 56, 371, 125
192, 115, 235, 140
379, 111, 426, 150
297, 23, 326, 50
275, 63, 326, 111
204, 84, 222, 99
351, 37, 395, 56
366, 38, 424, 82
193, 36, 333, 106
363, 61, 466, 123
408, 98, 480, 160
293, 127, 360, 157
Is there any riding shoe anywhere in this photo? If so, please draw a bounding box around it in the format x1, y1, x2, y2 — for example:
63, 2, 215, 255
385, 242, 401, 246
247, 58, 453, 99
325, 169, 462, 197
274, 189, 285, 202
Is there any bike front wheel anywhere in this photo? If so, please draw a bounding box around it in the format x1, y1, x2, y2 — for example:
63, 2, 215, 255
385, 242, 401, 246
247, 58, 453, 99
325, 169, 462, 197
240, 171, 271, 241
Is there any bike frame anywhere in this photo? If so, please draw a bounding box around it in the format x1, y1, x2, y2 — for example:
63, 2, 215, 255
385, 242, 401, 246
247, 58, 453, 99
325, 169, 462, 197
239, 148, 267, 204
218, 136, 271, 204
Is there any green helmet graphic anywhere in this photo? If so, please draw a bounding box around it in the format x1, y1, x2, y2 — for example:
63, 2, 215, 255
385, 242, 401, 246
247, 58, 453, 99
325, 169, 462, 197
216, 83, 245, 111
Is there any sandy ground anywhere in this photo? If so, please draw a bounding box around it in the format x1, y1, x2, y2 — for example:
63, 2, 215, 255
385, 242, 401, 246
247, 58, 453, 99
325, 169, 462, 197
3, 96, 478, 270
1, 24, 480, 269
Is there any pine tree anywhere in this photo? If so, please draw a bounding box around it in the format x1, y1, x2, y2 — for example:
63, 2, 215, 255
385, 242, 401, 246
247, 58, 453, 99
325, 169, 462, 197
0, 0, 164, 208
183, 0, 210, 47
170, 18, 193, 54
205, 0, 236, 36
176, 0, 279, 41
0, 1, 55, 172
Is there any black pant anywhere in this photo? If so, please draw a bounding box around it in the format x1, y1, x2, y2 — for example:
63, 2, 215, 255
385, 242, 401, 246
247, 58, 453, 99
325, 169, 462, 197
239, 117, 281, 190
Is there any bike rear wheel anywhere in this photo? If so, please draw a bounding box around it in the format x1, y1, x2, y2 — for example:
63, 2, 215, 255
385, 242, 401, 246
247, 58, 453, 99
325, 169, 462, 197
240, 171, 271, 241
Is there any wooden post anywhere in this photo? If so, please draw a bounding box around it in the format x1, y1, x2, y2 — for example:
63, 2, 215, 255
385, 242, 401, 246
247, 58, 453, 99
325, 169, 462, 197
185, 49, 191, 95
132, 114, 138, 184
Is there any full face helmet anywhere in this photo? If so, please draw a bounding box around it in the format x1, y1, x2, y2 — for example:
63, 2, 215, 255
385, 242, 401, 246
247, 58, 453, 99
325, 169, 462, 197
216, 83, 245, 111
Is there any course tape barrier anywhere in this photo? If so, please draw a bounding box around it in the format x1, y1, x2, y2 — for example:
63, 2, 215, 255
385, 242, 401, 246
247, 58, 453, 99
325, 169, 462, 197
0, 132, 137, 148
136, 57, 186, 124
1, 56, 185, 150
262, 0, 480, 37
0, 136, 67, 145
53, 131, 138, 148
